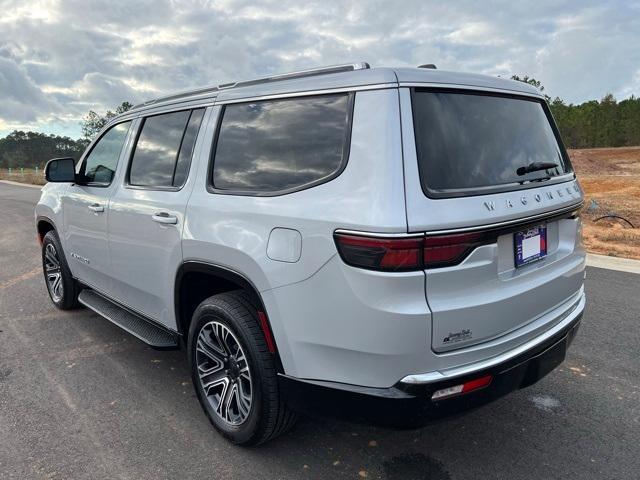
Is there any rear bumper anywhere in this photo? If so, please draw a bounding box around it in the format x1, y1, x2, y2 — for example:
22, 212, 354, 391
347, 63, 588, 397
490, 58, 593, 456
279, 300, 583, 422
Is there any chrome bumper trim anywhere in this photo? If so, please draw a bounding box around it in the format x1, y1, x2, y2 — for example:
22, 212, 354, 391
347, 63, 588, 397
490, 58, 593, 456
400, 292, 585, 385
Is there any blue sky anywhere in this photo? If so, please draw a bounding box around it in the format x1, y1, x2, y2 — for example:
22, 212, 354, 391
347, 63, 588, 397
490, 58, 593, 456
1, 0, 639, 138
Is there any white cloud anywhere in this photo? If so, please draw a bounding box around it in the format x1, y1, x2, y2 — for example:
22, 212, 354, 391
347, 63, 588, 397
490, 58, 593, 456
0, 0, 638, 137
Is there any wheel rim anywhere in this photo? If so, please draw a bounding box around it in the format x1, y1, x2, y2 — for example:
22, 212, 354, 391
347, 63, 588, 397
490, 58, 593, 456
196, 321, 253, 426
44, 243, 63, 302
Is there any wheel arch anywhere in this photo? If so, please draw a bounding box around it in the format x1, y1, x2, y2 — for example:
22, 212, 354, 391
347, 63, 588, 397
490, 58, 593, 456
36, 215, 57, 245
174, 261, 283, 371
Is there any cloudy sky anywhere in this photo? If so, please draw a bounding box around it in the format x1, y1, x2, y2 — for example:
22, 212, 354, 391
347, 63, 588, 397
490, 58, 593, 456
1, 0, 639, 138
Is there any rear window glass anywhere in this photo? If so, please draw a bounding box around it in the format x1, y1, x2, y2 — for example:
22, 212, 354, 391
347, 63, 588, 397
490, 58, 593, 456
129, 111, 191, 188
412, 89, 571, 197
212, 93, 351, 194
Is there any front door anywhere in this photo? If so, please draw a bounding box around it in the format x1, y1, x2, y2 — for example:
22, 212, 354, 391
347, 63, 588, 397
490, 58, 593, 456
62, 121, 132, 294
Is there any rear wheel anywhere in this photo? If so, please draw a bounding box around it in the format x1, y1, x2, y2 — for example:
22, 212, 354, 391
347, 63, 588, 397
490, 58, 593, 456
188, 291, 297, 445
41, 230, 80, 310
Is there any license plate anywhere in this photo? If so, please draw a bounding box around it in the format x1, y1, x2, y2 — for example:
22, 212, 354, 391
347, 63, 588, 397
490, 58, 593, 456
514, 224, 547, 267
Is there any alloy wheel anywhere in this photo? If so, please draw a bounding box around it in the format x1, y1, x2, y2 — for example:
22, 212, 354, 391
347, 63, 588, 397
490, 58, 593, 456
196, 321, 253, 425
44, 243, 63, 302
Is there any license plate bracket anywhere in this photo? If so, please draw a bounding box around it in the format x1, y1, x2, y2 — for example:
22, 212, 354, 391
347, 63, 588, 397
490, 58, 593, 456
514, 224, 547, 268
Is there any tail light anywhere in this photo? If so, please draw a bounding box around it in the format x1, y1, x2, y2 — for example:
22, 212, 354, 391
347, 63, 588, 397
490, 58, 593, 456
334, 231, 494, 271
423, 232, 486, 268
333, 234, 423, 272
335, 210, 579, 272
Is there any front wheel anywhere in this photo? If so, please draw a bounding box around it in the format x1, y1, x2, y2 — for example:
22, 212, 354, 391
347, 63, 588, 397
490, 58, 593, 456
41, 230, 80, 310
188, 291, 297, 446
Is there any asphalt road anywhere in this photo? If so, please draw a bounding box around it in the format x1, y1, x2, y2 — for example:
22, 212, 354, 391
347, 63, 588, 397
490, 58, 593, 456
1, 181, 638, 480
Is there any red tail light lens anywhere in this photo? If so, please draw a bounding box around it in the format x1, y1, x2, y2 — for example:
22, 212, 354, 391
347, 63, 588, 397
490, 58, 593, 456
334, 231, 495, 271
423, 232, 485, 268
334, 234, 423, 272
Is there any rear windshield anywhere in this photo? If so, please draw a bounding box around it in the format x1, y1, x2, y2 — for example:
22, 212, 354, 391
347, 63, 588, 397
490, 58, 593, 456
412, 89, 571, 198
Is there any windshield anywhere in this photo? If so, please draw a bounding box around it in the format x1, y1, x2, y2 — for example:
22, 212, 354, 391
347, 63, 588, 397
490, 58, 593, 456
412, 89, 572, 197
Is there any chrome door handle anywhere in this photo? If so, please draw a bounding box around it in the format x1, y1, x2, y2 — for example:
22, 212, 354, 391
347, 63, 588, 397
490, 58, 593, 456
88, 203, 104, 213
151, 212, 178, 225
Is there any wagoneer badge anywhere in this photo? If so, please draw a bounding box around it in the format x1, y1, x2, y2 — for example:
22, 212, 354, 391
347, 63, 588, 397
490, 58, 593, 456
483, 183, 580, 212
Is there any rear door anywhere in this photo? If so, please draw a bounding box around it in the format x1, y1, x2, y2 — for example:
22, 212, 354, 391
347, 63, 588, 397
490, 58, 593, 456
399, 87, 585, 352
63, 121, 132, 294
107, 108, 207, 329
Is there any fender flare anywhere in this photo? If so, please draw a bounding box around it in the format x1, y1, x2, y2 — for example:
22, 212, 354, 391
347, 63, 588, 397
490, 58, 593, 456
174, 261, 283, 370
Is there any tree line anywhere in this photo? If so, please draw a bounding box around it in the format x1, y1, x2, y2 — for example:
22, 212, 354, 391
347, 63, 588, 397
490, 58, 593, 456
511, 75, 640, 148
0, 102, 132, 170
1, 83, 639, 170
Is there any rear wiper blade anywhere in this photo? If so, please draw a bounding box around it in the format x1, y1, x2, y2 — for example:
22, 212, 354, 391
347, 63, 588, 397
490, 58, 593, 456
524, 176, 552, 184
516, 162, 558, 176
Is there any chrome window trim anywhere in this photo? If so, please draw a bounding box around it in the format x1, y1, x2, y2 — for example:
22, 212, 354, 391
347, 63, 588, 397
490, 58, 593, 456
333, 229, 424, 238
214, 83, 397, 106
104, 100, 216, 128
334, 202, 582, 239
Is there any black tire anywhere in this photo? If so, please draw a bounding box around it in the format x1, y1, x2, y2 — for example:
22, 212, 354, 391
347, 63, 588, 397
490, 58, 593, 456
188, 291, 297, 446
41, 230, 80, 310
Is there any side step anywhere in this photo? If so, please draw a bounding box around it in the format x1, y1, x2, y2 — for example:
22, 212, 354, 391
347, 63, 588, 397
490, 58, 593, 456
78, 290, 179, 349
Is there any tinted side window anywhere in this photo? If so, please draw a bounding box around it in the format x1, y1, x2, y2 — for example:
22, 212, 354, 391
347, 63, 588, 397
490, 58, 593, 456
81, 121, 131, 185
173, 109, 205, 187
129, 111, 190, 187
212, 94, 351, 194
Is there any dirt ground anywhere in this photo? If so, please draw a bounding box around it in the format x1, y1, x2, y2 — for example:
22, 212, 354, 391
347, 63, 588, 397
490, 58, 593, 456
0, 168, 46, 185
569, 147, 640, 259
2, 147, 639, 259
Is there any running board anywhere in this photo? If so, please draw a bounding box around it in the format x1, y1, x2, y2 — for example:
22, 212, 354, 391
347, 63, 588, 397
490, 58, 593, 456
78, 290, 179, 349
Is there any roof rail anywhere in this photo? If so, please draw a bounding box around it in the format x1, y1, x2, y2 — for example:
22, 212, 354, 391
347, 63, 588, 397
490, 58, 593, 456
133, 62, 370, 110
230, 62, 370, 89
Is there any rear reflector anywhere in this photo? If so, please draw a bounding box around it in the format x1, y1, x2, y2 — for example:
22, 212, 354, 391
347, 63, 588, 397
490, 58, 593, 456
257, 311, 276, 354
431, 375, 493, 401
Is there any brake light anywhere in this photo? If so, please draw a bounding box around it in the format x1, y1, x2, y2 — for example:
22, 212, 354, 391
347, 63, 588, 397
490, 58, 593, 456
334, 231, 492, 271
423, 232, 485, 268
333, 234, 423, 272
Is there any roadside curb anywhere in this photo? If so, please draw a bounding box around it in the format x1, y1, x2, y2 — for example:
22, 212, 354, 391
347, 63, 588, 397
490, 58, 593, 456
587, 253, 640, 274
0, 179, 43, 189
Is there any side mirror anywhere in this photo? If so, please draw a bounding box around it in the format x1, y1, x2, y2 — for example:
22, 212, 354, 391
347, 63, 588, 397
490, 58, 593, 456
45, 157, 76, 183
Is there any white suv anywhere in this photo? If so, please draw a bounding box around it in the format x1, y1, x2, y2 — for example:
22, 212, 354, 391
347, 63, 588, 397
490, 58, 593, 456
36, 63, 585, 445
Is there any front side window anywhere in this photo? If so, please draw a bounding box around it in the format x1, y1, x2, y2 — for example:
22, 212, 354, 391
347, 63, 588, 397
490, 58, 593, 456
212, 93, 352, 194
412, 89, 572, 197
80, 121, 131, 186
128, 109, 204, 188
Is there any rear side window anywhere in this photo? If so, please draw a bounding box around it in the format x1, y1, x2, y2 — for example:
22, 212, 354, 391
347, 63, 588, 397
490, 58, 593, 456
129, 108, 204, 188
211, 93, 352, 194
173, 109, 205, 187
412, 89, 571, 198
